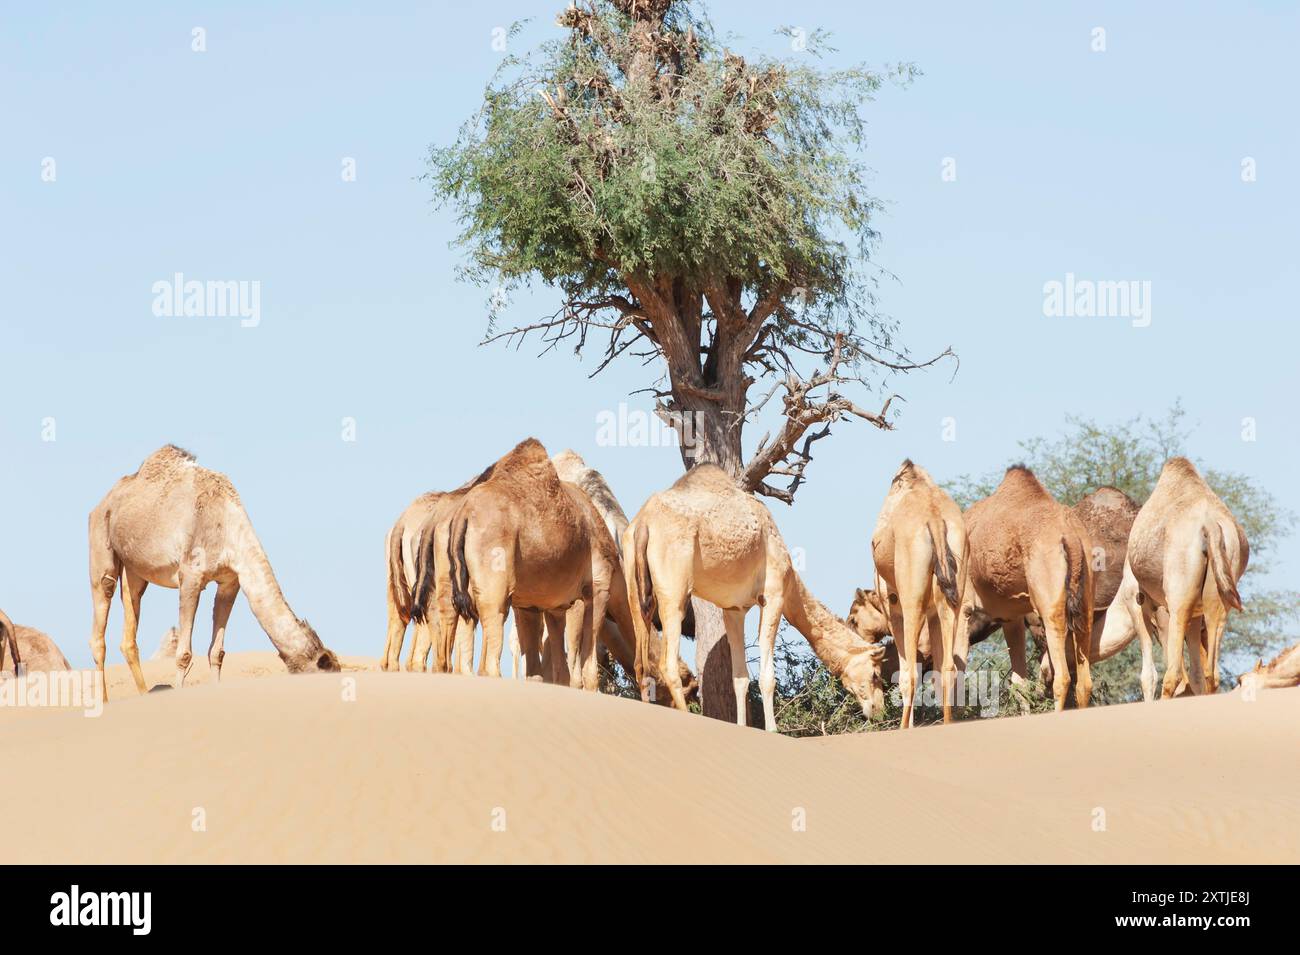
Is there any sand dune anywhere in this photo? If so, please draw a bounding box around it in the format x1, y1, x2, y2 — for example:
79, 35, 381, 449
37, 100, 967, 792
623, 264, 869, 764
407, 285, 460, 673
3, 652, 1297, 863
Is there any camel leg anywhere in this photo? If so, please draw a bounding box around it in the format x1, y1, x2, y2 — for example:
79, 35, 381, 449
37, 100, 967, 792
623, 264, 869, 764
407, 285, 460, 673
1130, 600, 1158, 703
1027, 589, 1072, 711
478, 606, 508, 678
174, 579, 203, 689
1003, 618, 1029, 686
435, 588, 460, 674
1202, 615, 1224, 695
514, 608, 544, 679
657, 598, 690, 713
381, 586, 406, 672
542, 612, 570, 685
454, 617, 475, 676
564, 602, 586, 689
1183, 614, 1206, 695
208, 581, 238, 682
756, 592, 784, 732
119, 568, 150, 696
722, 609, 749, 727
1161, 598, 1197, 700
89, 569, 117, 703
1071, 616, 1093, 710
930, 585, 958, 724
407, 620, 434, 672
581, 586, 609, 692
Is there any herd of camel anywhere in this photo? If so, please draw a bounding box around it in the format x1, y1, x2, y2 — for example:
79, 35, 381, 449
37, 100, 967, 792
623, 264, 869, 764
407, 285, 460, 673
2, 440, 1298, 727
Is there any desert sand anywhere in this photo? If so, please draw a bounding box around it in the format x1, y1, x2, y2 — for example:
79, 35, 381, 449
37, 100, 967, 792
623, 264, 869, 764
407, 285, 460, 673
2, 652, 1297, 864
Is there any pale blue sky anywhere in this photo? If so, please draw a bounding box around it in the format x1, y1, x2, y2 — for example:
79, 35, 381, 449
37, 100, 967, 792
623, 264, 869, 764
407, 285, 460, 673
2, 1, 1296, 674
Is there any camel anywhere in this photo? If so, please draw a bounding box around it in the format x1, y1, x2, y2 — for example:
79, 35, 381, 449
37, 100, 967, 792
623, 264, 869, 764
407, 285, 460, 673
870, 460, 968, 727
88, 445, 341, 700
1, 612, 71, 675
1032, 486, 1142, 685
964, 465, 1094, 711
1108, 457, 1248, 700
623, 463, 886, 730
440, 438, 605, 682
382, 492, 444, 672
1239, 641, 1300, 691
538, 451, 697, 699
0, 609, 23, 677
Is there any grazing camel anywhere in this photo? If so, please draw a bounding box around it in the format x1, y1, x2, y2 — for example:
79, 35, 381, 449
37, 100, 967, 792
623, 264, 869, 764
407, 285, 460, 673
382, 492, 444, 672
1239, 641, 1300, 691
964, 465, 1094, 711
1034, 486, 1142, 685
88, 445, 341, 699
442, 438, 604, 681
623, 464, 886, 729
1112, 457, 1248, 699
0, 609, 23, 677
1, 622, 71, 674
871, 460, 968, 726
541, 451, 698, 699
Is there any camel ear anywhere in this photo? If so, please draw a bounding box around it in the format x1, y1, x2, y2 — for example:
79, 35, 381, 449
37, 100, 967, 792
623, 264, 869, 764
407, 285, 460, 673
855, 587, 869, 603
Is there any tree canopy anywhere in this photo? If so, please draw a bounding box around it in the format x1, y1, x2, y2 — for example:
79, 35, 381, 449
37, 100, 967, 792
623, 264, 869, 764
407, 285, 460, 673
428, 0, 945, 500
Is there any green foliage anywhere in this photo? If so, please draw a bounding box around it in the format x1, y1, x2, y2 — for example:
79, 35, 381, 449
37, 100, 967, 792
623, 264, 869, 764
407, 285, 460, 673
426, 1, 915, 352
947, 402, 1299, 677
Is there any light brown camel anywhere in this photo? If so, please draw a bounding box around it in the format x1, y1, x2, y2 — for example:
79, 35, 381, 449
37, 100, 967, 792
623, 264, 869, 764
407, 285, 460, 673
410, 487, 474, 674
1, 613, 72, 675
1239, 641, 1300, 691
0, 609, 23, 676
870, 460, 968, 726
442, 438, 604, 681
1034, 486, 1142, 685
964, 465, 1094, 711
88, 445, 340, 699
535, 451, 697, 700
1112, 457, 1248, 699
382, 492, 443, 672
623, 464, 886, 729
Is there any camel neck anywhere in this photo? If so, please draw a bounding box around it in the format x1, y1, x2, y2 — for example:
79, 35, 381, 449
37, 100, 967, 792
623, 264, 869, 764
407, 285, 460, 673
231, 520, 304, 655
782, 570, 855, 676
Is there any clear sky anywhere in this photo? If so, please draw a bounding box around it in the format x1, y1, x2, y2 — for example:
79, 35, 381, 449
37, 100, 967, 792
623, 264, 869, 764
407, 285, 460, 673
2, 1, 1296, 674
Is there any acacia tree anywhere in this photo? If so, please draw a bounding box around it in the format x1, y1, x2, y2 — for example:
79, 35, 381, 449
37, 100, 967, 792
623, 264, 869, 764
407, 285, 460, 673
428, 0, 947, 718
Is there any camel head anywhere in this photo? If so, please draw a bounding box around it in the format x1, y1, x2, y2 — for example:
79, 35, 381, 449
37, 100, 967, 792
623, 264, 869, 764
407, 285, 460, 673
840, 641, 890, 719
281, 619, 342, 674
846, 587, 891, 641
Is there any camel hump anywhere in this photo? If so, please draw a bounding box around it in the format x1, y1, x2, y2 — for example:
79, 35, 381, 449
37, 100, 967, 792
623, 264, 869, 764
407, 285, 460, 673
136, 444, 197, 479
551, 449, 587, 478
1081, 486, 1140, 513
998, 463, 1052, 499
481, 437, 556, 488
672, 462, 735, 491
1162, 455, 1199, 478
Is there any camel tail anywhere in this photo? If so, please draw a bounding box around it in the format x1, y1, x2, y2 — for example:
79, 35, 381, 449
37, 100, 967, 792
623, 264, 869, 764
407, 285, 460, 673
410, 525, 437, 624
1062, 536, 1088, 640
927, 520, 960, 609
632, 521, 656, 622
387, 525, 411, 620
0, 610, 21, 677
448, 513, 478, 623
1206, 521, 1243, 611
